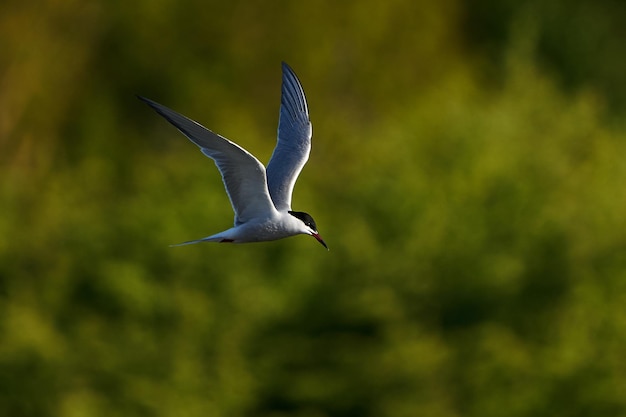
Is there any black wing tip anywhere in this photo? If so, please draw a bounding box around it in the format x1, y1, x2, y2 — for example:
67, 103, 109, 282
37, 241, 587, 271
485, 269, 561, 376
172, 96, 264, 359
136, 95, 185, 134
281, 61, 300, 81
137, 95, 158, 108
137, 96, 176, 122
280, 62, 309, 116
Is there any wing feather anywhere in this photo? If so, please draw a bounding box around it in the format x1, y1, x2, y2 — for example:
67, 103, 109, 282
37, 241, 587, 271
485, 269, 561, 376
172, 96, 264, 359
138, 96, 276, 224
266, 62, 313, 211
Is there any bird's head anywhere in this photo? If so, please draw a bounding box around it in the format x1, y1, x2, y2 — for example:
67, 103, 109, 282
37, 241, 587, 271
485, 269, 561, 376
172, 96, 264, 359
288, 211, 328, 250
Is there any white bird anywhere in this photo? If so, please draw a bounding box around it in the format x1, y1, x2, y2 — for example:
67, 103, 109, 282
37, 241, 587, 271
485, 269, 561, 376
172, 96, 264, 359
139, 62, 327, 249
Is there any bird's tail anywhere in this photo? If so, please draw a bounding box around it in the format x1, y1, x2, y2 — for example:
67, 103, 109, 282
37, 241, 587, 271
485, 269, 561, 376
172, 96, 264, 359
169, 234, 233, 247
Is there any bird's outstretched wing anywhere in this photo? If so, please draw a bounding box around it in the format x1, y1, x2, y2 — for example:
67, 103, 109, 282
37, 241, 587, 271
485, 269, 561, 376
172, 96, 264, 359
266, 62, 313, 211
139, 96, 276, 224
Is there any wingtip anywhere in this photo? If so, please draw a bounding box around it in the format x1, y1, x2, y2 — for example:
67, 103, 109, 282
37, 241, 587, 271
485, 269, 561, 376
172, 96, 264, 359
137, 95, 155, 106
281, 61, 295, 75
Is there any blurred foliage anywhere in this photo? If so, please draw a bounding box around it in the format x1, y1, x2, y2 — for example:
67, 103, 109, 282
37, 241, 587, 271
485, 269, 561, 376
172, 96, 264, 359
463, 0, 626, 116
1, 0, 626, 416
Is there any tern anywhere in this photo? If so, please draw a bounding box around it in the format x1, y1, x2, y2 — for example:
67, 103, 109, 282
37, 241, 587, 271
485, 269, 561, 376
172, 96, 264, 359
139, 62, 327, 249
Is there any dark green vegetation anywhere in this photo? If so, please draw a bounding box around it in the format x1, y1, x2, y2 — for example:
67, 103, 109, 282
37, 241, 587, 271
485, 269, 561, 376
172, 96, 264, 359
1, 1, 625, 416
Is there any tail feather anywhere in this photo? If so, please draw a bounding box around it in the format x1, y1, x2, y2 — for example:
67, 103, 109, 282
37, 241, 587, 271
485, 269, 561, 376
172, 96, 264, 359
169, 235, 233, 247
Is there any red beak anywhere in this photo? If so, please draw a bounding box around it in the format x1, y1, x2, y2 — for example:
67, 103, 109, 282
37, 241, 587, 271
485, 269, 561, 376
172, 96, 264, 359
312, 232, 328, 250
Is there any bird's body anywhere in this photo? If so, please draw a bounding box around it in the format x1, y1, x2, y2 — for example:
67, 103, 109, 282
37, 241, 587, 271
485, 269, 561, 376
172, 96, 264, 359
189, 211, 313, 244
139, 62, 327, 249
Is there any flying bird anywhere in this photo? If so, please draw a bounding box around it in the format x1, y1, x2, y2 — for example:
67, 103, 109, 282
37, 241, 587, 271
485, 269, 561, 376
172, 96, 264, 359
139, 62, 327, 249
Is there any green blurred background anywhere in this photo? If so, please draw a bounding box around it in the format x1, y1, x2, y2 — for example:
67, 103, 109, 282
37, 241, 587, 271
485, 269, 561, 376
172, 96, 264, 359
2, 0, 626, 416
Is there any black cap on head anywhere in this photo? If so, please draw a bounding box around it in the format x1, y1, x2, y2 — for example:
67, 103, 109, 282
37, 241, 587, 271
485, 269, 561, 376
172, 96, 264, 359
288, 211, 318, 232
289, 211, 328, 249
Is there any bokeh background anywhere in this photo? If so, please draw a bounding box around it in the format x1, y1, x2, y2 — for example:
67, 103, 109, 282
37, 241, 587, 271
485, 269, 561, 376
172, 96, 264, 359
2, 0, 626, 416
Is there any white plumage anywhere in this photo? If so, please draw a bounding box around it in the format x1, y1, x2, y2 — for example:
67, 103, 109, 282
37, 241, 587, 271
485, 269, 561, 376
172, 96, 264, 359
139, 62, 327, 249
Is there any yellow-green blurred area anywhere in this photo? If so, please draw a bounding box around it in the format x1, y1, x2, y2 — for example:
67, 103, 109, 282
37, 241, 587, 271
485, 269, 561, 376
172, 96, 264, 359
2, 0, 626, 415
